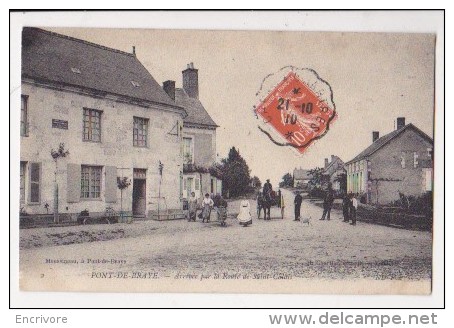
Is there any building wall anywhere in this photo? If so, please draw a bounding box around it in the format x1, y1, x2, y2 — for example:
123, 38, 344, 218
347, 128, 433, 204
368, 129, 433, 204
347, 159, 368, 195
183, 126, 216, 167
182, 125, 219, 199
182, 172, 221, 199
20, 83, 183, 217
294, 178, 310, 188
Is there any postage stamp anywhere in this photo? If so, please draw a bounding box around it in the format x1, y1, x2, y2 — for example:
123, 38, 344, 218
255, 68, 337, 154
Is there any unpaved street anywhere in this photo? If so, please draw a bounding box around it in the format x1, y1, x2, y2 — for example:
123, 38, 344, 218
20, 189, 432, 290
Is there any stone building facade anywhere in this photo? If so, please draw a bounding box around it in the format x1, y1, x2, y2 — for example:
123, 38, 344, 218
20, 28, 186, 219
322, 155, 346, 192
346, 118, 433, 205
163, 63, 222, 199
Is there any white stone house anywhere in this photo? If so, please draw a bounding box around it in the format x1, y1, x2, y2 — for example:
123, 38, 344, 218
20, 28, 186, 219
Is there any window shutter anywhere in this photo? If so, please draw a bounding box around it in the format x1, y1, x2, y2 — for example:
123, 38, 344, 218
105, 166, 117, 203
28, 162, 41, 203
67, 163, 81, 203
195, 177, 200, 191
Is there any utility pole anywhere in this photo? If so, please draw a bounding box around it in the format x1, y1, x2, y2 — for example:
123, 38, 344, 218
158, 161, 164, 218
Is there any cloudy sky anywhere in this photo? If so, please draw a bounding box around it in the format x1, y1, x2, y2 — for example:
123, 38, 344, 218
48, 28, 435, 185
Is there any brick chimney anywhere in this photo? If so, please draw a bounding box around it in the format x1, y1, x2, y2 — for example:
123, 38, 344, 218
372, 131, 380, 143
163, 80, 175, 101
396, 117, 406, 130
324, 158, 329, 168
182, 62, 199, 99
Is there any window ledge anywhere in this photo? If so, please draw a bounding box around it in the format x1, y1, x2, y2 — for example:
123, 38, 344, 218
82, 139, 102, 143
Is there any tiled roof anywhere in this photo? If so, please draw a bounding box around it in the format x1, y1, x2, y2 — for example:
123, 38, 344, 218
346, 123, 433, 164
22, 27, 178, 108
175, 88, 218, 128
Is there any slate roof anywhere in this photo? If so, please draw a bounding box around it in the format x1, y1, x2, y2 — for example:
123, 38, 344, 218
346, 124, 433, 164
22, 27, 179, 108
175, 88, 218, 128
293, 168, 311, 180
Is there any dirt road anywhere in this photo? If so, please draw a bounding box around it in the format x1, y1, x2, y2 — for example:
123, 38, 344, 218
20, 189, 432, 290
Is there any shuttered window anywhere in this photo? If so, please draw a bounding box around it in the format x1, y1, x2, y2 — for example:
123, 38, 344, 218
20, 162, 26, 203
81, 165, 102, 199
67, 163, 81, 203
183, 137, 193, 164
104, 166, 117, 203
29, 162, 41, 203
195, 177, 200, 191
21, 95, 29, 136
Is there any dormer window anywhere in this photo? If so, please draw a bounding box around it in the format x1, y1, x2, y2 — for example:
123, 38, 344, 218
71, 67, 81, 74
131, 81, 140, 87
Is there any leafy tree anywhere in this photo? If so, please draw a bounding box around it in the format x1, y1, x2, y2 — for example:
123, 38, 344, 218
117, 177, 131, 215
307, 167, 326, 189
250, 176, 262, 188
334, 173, 347, 193
220, 147, 251, 197
279, 173, 294, 187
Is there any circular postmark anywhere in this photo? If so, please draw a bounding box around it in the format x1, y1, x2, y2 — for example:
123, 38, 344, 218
253, 66, 337, 155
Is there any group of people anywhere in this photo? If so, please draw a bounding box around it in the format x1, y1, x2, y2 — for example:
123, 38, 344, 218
187, 192, 227, 223
187, 179, 360, 226
293, 184, 359, 225
293, 184, 335, 222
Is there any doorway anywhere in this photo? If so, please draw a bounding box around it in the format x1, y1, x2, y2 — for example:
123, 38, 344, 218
132, 169, 147, 217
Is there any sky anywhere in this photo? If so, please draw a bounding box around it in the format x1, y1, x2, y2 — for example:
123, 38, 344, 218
48, 28, 435, 186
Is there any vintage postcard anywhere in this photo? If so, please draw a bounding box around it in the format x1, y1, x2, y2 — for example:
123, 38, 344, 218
17, 25, 437, 295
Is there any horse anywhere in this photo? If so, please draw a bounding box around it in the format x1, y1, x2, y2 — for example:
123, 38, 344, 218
257, 190, 275, 220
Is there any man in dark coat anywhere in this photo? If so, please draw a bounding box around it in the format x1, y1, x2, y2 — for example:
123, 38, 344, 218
277, 189, 282, 208
294, 191, 303, 221
342, 193, 350, 222
320, 185, 334, 221
263, 179, 273, 195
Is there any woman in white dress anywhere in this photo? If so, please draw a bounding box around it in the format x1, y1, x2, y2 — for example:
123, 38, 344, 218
237, 200, 252, 227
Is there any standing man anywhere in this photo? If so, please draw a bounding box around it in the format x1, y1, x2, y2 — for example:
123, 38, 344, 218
294, 191, 303, 221
320, 184, 334, 221
342, 193, 350, 222
277, 189, 282, 208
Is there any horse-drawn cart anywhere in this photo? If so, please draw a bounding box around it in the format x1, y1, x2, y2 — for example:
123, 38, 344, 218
257, 190, 284, 220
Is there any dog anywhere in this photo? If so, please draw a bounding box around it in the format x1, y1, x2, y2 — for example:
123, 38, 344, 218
300, 216, 312, 226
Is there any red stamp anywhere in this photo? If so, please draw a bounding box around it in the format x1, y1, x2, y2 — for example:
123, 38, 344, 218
255, 69, 337, 154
